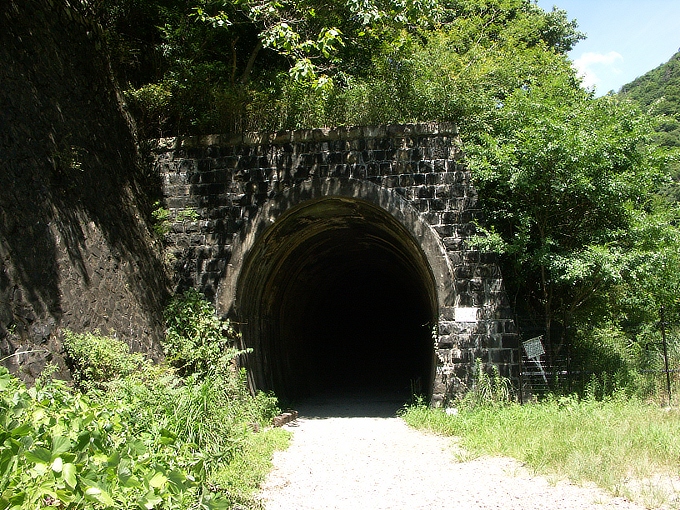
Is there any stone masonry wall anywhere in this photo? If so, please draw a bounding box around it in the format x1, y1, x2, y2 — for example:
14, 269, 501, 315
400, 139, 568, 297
0, 0, 169, 382
154, 123, 518, 400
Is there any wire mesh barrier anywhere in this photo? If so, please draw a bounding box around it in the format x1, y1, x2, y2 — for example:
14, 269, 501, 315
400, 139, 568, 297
518, 351, 680, 404
517, 339, 570, 402
515, 331, 680, 405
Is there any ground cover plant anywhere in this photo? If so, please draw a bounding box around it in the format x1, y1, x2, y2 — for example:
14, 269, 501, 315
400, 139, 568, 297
402, 392, 680, 509
0, 290, 287, 509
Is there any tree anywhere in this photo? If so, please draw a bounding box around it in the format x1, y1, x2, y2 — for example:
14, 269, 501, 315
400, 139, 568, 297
465, 78, 669, 357
94, 0, 584, 135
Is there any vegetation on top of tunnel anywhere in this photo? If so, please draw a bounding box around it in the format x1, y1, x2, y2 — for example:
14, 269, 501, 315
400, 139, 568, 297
97, 0, 583, 137
1, 292, 286, 509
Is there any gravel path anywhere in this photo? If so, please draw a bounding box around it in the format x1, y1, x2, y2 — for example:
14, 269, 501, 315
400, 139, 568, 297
259, 395, 645, 510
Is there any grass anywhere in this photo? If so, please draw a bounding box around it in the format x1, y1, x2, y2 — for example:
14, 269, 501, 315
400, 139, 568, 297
402, 397, 680, 508
210, 427, 290, 508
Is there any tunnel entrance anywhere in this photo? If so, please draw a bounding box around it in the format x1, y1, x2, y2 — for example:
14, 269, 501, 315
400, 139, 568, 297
233, 196, 438, 403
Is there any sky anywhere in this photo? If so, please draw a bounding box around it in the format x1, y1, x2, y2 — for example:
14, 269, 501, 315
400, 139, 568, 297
536, 0, 680, 95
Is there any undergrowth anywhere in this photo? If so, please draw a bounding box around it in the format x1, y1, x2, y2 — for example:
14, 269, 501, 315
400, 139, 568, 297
1, 289, 288, 509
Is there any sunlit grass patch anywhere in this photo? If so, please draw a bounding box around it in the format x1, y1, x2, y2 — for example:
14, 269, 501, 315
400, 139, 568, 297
210, 427, 291, 508
402, 397, 680, 508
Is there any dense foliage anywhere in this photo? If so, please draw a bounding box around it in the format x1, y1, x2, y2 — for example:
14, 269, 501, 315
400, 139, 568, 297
466, 76, 675, 361
163, 288, 243, 378
1, 292, 285, 509
91, 0, 584, 136
620, 51, 680, 149
620, 51, 680, 202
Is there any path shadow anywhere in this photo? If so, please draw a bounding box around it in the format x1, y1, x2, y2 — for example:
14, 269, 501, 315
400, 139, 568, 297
292, 390, 412, 419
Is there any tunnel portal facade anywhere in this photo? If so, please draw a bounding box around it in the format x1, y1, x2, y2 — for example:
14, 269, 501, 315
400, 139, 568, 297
154, 123, 517, 405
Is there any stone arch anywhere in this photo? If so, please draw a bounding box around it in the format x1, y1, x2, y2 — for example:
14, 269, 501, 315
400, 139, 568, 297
218, 177, 454, 401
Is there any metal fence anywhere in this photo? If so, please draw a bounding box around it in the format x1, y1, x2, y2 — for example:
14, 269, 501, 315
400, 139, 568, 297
515, 309, 680, 406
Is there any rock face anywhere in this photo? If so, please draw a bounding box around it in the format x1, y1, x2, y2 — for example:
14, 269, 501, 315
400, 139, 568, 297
0, 0, 169, 382
154, 124, 518, 404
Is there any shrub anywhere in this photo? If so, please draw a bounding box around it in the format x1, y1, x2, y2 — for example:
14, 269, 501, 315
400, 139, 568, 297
15, 315, 284, 508
62, 330, 145, 391
124, 82, 172, 138
0, 366, 222, 510
163, 289, 244, 378
38, 291, 286, 509
151, 201, 172, 236
570, 324, 648, 399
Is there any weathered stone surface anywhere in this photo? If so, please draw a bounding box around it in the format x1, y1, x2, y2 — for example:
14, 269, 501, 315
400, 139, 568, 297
0, 0, 169, 383
155, 124, 517, 402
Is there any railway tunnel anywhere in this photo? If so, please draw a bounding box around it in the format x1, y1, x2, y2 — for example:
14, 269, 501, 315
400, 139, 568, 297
161, 125, 518, 405
228, 191, 442, 403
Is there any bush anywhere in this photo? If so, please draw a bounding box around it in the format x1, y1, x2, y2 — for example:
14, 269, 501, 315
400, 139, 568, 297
163, 288, 245, 379
62, 330, 146, 391
10, 313, 284, 509
124, 82, 173, 138
0, 366, 220, 509
570, 324, 648, 399
33, 290, 287, 508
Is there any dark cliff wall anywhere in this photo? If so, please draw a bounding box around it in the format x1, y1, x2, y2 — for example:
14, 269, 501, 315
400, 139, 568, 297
0, 0, 169, 381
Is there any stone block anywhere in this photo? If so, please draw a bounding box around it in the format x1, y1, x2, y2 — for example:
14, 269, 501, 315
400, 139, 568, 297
488, 348, 512, 364
433, 224, 454, 237
439, 307, 456, 321
418, 160, 434, 172
502, 334, 519, 349
399, 174, 414, 187
383, 175, 400, 188
417, 185, 435, 199
437, 335, 454, 349
273, 410, 299, 427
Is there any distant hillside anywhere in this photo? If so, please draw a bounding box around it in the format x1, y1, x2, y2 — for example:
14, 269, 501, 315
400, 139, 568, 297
620, 51, 680, 148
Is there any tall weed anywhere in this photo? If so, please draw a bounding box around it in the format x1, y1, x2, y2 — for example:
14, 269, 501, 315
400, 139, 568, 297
459, 359, 512, 409
3, 289, 287, 509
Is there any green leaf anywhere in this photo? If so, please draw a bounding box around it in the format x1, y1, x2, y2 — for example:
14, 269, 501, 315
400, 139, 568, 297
148, 471, 168, 489
159, 428, 176, 445
107, 450, 120, 467
51, 456, 63, 473
140, 492, 163, 509
24, 447, 51, 464
167, 469, 190, 489
9, 423, 31, 438
62, 462, 77, 489
51, 435, 71, 458
55, 488, 76, 504
85, 486, 116, 507
119, 472, 142, 488
127, 439, 146, 456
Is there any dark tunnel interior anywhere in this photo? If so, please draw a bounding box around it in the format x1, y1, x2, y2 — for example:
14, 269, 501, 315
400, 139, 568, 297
236, 197, 437, 404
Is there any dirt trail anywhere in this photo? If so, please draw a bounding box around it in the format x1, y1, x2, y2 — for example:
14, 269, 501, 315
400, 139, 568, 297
258, 395, 644, 510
